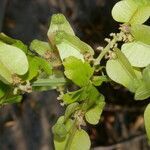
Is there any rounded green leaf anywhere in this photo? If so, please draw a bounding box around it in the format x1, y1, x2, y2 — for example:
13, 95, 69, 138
106, 59, 140, 92
85, 102, 105, 125
0, 61, 12, 84
0, 33, 28, 54
56, 41, 84, 61
92, 76, 108, 86
135, 65, 150, 100
135, 83, 150, 100
62, 88, 85, 104
63, 57, 94, 87
0, 42, 28, 75
143, 65, 150, 88
30, 39, 52, 56
55, 32, 94, 55
47, 14, 75, 44
54, 135, 68, 150
64, 103, 79, 121
122, 42, 150, 67
55, 31, 94, 61
53, 123, 68, 138
0, 81, 8, 99
69, 130, 91, 150
54, 129, 91, 150
131, 25, 150, 45
112, 0, 150, 25
106, 59, 132, 88
144, 104, 150, 141
54, 118, 74, 150
48, 14, 75, 35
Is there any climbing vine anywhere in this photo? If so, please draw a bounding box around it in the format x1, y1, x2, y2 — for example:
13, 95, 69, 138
0, 0, 150, 149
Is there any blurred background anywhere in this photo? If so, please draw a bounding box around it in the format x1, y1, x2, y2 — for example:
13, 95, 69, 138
0, 0, 150, 150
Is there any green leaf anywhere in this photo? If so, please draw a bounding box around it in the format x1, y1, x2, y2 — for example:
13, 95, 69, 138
122, 42, 150, 68
63, 84, 104, 107
53, 117, 74, 150
0, 60, 13, 84
115, 48, 136, 78
30, 39, 52, 56
64, 103, 79, 122
56, 39, 84, 61
32, 75, 66, 87
0, 33, 17, 44
82, 85, 105, 111
112, 0, 150, 25
0, 33, 28, 53
32, 71, 66, 91
131, 25, 150, 45
23, 56, 39, 81
62, 88, 84, 104
135, 82, 150, 100
69, 129, 91, 150
0, 95, 22, 105
24, 56, 52, 81
85, 101, 105, 125
36, 57, 52, 75
54, 129, 91, 150
53, 123, 68, 138
92, 76, 108, 86
54, 135, 68, 150
47, 14, 75, 45
106, 59, 141, 92
55, 32, 94, 60
143, 65, 150, 88
12, 41, 28, 53
106, 49, 140, 92
0, 42, 29, 75
53, 116, 74, 138
63, 57, 94, 87
135, 65, 150, 100
144, 104, 150, 141
0, 81, 8, 99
